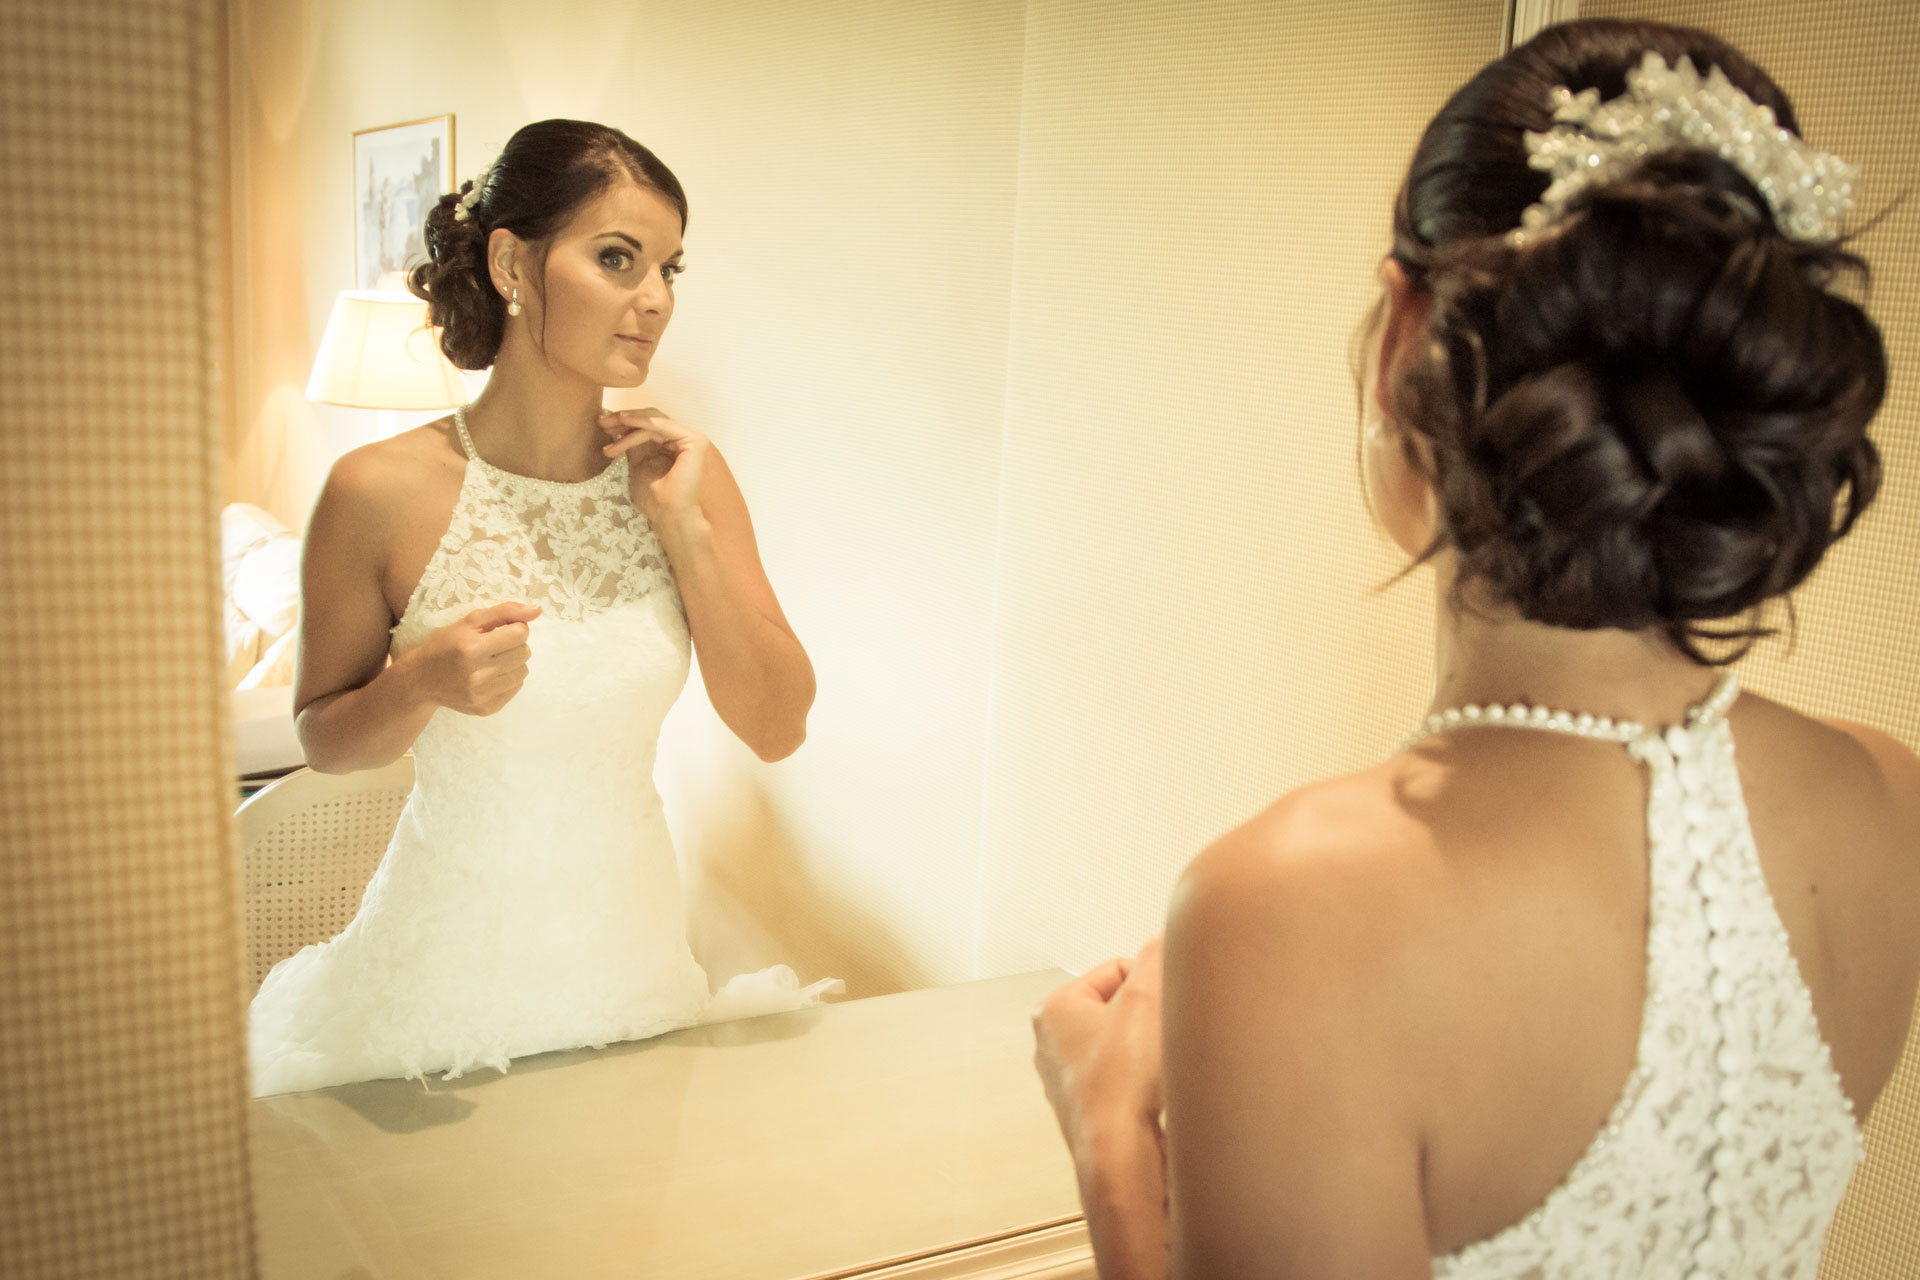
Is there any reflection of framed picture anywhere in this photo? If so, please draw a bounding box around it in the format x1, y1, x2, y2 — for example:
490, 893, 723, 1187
352, 115, 455, 290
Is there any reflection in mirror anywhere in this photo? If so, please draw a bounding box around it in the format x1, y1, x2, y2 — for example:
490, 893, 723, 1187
244, 118, 840, 1100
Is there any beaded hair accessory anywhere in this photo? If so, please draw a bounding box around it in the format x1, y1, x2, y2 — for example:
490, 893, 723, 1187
1507, 51, 1857, 248
451, 162, 493, 223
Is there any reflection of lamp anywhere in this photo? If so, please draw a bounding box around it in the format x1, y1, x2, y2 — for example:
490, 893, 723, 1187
304, 290, 468, 437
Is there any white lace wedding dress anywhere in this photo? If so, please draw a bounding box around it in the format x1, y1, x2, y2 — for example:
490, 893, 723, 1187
1420, 674, 1864, 1278
248, 408, 840, 1097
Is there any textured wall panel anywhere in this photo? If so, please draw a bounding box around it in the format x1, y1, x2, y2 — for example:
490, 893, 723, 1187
618, 0, 1026, 996
0, 0, 255, 1276
973, 0, 1505, 976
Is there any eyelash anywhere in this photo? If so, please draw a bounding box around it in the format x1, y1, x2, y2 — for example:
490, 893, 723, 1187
600, 249, 686, 283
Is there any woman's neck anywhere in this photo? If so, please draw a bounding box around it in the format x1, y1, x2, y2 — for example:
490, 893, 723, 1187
462, 335, 608, 482
1426, 556, 1725, 728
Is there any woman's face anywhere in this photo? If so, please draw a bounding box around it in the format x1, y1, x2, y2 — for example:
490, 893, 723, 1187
507, 176, 685, 389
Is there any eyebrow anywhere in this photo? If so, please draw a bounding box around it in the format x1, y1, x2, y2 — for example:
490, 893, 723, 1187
599, 230, 684, 260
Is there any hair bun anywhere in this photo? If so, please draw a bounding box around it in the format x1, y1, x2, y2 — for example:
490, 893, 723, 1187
1397, 151, 1889, 660
408, 191, 498, 369
1384, 20, 1889, 661
1400, 156, 1884, 658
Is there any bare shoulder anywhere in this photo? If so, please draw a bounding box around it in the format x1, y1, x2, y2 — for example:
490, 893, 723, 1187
696, 438, 752, 519
1166, 762, 1448, 1008
1823, 713, 1920, 850
1731, 690, 1920, 1111
309, 419, 461, 541
1171, 765, 1443, 918
1160, 765, 1440, 1274
324, 419, 459, 503
1733, 690, 1920, 840
1819, 712, 1920, 807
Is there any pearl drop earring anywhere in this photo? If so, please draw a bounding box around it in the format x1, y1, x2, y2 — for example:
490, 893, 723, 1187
507, 287, 522, 317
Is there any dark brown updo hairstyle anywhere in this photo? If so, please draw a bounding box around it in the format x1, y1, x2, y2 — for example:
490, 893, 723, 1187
1385, 18, 1886, 663
407, 119, 688, 370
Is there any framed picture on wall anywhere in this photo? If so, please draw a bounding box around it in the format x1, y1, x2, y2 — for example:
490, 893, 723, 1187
352, 114, 455, 291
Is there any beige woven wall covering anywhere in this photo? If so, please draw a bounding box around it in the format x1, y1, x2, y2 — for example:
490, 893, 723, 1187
0, 0, 254, 1276
971, 0, 1503, 976
1575, 3, 1920, 1275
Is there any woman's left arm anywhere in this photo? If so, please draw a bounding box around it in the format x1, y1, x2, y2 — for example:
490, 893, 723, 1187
1035, 805, 1438, 1279
601, 409, 815, 761
1033, 946, 1170, 1280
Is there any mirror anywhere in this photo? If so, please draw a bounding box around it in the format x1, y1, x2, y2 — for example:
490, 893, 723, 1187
211, 0, 1920, 1275
227, 0, 1503, 1026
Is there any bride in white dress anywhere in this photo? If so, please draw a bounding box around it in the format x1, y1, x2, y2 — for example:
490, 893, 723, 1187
1032, 19, 1920, 1279
249, 120, 839, 1098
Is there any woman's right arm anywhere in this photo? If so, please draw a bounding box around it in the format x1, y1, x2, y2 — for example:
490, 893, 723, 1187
291, 450, 541, 774
290, 451, 441, 774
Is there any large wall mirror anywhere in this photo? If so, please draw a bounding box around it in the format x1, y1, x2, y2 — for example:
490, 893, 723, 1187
4, 0, 1916, 1276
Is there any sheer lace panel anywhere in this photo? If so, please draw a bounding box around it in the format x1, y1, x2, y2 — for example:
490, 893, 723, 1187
392, 407, 681, 643
1429, 687, 1863, 1280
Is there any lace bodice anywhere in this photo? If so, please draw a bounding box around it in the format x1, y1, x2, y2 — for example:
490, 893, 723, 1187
390, 405, 682, 651
1422, 675, 1863, 1279
250, 406, 837, 1097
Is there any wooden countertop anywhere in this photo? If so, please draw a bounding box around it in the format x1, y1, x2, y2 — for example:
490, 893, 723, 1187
251, 968, 1089, 1279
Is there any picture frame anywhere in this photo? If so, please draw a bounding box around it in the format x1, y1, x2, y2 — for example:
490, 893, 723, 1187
352, 114, 455, 291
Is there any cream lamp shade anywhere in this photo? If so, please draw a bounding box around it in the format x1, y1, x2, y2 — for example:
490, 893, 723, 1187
304, 290, 468, 409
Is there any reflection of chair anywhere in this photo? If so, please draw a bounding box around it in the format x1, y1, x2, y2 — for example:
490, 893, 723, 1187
238, 756, 415, 993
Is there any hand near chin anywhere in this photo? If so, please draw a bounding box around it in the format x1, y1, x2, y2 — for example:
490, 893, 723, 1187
597, 407, 707, 529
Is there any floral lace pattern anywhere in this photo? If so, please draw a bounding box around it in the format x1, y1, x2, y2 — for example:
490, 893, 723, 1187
390, 408, 682, 651
248, 412, 839, 1096
1431, 687, 1863, 1279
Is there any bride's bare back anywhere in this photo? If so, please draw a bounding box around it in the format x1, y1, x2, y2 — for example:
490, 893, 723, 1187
1163, 689, 1920, 1268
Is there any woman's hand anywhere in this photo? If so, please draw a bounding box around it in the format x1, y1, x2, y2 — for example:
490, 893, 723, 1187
598, 407, 709, 532
1033, 934, 1166, 1165
400, 601, 541, 716
1034, 935, 1170, 1280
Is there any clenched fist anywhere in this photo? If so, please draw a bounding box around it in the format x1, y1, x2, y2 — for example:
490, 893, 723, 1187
403, 601, 542, 716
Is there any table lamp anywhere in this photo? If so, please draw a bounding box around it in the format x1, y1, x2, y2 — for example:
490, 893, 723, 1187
304, 290, 469, 437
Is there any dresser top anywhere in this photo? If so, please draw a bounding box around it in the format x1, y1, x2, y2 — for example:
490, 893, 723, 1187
252, 968, 1083, 1279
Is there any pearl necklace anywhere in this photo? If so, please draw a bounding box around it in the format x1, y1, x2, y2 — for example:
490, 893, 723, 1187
1410, 663, 1761, 1280
1395, 671, 1741, 755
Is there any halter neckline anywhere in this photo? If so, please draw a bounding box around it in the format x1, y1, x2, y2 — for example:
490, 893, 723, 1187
1396, 671, 1740, 755
453, 404, 622, 490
